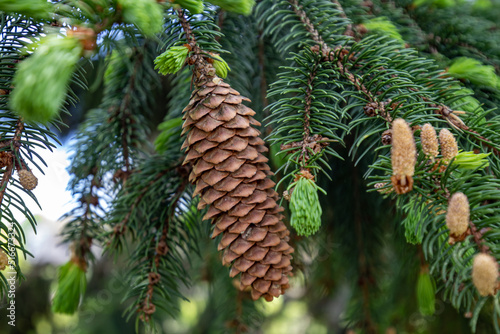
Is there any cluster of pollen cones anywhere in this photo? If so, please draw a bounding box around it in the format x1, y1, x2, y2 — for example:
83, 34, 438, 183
181, 77, 294, 301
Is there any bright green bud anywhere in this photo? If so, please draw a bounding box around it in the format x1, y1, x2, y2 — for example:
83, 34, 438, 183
0, 0, 53, 20
154, 46, 190, 75
172, 0, 204, 14
10, 34, 82, 124
155, 117, 183, 153
413, 0, 456, 8
51, 260, 87, 314
452, 151, 490, 170
117, 0, 164, 37
212, 55, 230, 79
448, 57, 500, 89
289, 177, 322, 237
206, 0, 255, 15
363, 17, 404, 46
473, 0, 492, 9
417, 270, 436, 316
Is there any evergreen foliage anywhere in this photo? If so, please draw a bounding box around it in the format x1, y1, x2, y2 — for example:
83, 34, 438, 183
1, 0, 500, 332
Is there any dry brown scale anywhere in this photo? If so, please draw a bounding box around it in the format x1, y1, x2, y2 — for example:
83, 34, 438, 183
180, 76, 294, 301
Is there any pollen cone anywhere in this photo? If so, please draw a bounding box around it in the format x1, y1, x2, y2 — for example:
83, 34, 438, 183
181, 77, 294, 301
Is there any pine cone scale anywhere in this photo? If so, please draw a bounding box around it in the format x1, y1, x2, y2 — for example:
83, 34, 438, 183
227, 221, 251, 233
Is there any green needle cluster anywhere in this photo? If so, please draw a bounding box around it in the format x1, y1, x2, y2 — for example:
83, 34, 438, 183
154, 46, 190, 75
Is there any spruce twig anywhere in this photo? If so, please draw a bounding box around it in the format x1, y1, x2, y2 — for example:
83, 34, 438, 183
0, 119, 23, 207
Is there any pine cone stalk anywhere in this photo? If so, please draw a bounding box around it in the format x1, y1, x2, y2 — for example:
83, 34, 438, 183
181, 65, 294, 301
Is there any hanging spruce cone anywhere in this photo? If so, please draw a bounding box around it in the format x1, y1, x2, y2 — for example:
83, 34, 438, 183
18, 169, 38, 190
181, 76, 294, 301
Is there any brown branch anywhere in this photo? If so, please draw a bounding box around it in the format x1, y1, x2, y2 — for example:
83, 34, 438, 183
278, 64, 332, 165
469, 222, 490, 254
116, 50, 144, 180
177, 9, 217, 87
258, 31, 269, 112
0, 119, 24, 207
289, 0, 329, 51
330, 0, 354, 37
433, 103, 500, 158
111, 169, 169, 239
138, 166, 190, 322
303, 69, 314, 141
177, 9, 196, 45
289, 0, 392, 124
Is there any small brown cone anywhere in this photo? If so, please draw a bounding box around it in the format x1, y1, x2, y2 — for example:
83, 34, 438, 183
472, 253, 499, 296
182, 75, 294, 301
18, 169, 38, 190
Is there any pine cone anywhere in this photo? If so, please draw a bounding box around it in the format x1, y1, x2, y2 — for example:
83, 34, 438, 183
18, 169, 38, 190
181, 78, 294, 301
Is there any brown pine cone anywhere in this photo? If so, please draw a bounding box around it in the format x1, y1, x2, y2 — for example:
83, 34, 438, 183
18, 169, 38, 190
181, 78, 294, 301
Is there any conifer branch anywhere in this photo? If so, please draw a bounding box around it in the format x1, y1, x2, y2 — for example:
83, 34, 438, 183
291, 1, 500, 162
177, 9, 196, 45
432, 102, 500, 158
111, 170, 169, 239
115, 50, 144, 180
0, 119, 23, 207
329, 0, 353, 37
139, 225, 168, 322
289, 0, 328, 51
469, 221, 490, 254
258, 33, 269, 109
